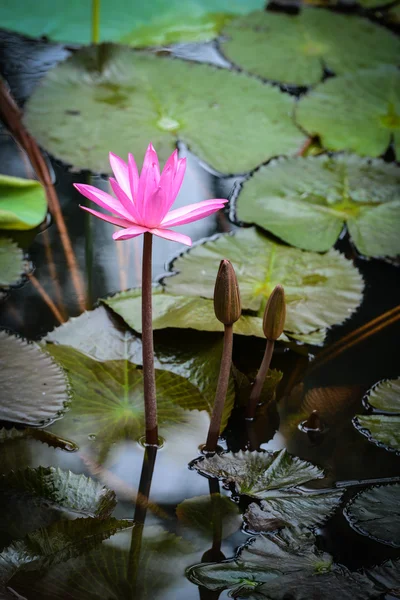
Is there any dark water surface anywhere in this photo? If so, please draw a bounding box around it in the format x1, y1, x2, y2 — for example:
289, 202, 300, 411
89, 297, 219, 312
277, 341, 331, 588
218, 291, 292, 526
1, 29, 400, 600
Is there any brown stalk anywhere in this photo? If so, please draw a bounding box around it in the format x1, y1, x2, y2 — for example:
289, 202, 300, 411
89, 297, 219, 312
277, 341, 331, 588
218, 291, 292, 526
297, 136, 313, 156
28, 274, 65, 324
309, 305, 400, 372
0, 79, 86, 312
141, 232, 158, 446
42, 228, 67, 319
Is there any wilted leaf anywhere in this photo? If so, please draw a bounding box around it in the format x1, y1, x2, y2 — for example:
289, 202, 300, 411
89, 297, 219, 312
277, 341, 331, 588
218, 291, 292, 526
0, 331, 69, 426
24, 44, 305, 176
220, 9, 400, 86
344, 484, 400, 547
296, 65, 400, 157
235, 154, 400, 256
0, 174, 47, 231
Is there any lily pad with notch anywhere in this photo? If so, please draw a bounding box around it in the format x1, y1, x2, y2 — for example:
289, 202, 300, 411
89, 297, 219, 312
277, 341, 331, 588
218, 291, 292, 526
23, 44, 305, 176
219, 8, 400, 87
344, 483, 400, 547
296, 65, 400, 157
0, 331, 69, 427
235, 154, 400, 256
0, 174, 47, 231
353, 377, 400, 453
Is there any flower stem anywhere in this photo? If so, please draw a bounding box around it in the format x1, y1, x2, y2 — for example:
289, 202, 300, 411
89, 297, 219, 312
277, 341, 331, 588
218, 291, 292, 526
91, 0, 100, 44
205, 324, 233, 452
142, 232, 158, 446
246, 339, 274, 419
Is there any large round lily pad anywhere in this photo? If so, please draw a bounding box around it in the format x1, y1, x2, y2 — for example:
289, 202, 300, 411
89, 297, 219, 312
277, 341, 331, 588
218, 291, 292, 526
235, 155, 400, 256
353, 377, 400, 453
0, 174, 47, 231
0, 331, 69, 427
23, 44, 305, 175
344, 484, 400, 547
219, 9, 400, 86
0, 0, 264, 47
164, 227, 364, 337
296, 65, 400, 157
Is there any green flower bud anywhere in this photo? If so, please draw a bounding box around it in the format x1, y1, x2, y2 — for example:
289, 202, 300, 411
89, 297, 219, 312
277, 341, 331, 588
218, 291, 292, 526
213, 259, 242, 325
263, 284, 286, 340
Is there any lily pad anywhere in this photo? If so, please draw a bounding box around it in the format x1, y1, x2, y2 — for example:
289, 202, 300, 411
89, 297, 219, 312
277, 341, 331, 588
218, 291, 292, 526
0, 174, 47, 231
0, 238, 30, 293
0, 517, 130, 586
235, 155, 400, 256
0, 331, 69, 427
163, 228, 364, 336
344, 484, 400, 547
23, 44, 305, 175
0, 466, 116, 545
353, 377, 400, 453
45, 305, 235, 432
187, 528, 377, 598
296, 65, 400, 157
219, 9, 400, 86
0, 0, 264, 46
176, 493, 242, 540
367, 558, 400, 596
45, 343, 211, 462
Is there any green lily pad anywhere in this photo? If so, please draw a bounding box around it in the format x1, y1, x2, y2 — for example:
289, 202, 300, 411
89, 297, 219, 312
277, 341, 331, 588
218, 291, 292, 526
176, 493, 242, 541
187, 527, 378, 598
163, 227, 364, 336
0, 238, 30, 293
220, 9, 400, 86
0, 466, 116, 547
45, 305, 235, 432
344, 484, 400, 547
235, 155, 400, 256
0, 174, 47, 231
296, 65, 400, 157
45, 343, 211, 462
0, 331, 69, 427
353, 377, 400, 453
0, 518, 130, 586
0, 0, 264, 46
23, 44, 305, 175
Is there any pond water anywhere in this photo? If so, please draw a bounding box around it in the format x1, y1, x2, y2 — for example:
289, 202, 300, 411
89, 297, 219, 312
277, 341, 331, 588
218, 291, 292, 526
1, 19, 400, 600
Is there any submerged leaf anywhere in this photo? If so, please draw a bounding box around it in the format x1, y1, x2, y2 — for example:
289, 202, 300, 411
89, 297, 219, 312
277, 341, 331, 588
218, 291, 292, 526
23, 44, 305, 175
0, 174, 47, 231
0, 238, 29, 293
344, 484, 400, 547
354, 377, 400, 453
176, 493, 241, 541
0, 331, 69, 427
296, 65, 400, 157
235, 155, 400, 256
220, 9, 400, 86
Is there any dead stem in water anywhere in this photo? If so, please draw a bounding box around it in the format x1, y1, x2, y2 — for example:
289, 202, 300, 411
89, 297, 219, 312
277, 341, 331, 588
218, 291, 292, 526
28, 274, 65, 324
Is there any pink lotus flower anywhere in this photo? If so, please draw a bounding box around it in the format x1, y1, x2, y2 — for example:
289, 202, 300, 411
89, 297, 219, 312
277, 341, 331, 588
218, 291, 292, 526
74, 144, 228, 246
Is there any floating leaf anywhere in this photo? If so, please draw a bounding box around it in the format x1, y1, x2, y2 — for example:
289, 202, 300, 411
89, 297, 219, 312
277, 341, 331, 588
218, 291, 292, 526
176, 493, 241, 540
187, 527, 377, 598
344, 484, 400, 547
0, 238, 29, 294
0, 331, 69, 427
354, 377, 400, 453
0, 467, 116, 546
296, 65, 400, 157
235, 155, 400, 256
0, 0, 264, 46
45, 306, 234, 433
367, 558, 400, 596
0, 518, 130, 586
220, 9, 400, 86
163, 228, 363, 338
0, 174, 47, 231
193, 449, 324, 497
23, 44, 305, 175
45, 344, 209, 462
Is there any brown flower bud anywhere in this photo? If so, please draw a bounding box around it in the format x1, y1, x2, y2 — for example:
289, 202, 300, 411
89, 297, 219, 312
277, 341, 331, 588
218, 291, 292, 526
263, 284, 286, 340
213, 259, 242, 325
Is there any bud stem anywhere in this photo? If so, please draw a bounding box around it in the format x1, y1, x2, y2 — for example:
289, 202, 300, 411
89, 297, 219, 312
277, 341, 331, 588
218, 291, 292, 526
142, 232, 158, 446
246, 339, 275, 419
205, 324, 234, 452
